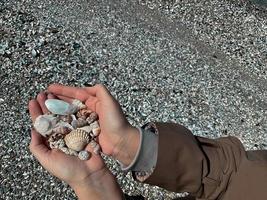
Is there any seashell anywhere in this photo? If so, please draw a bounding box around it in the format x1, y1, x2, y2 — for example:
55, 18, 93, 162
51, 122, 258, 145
77, 126, 92, 134
92, 127, 101, 136
86, 112, 98, 124
68, 148, 78, 156
60, 115, 73, 124
49, 138, 65, 149
59, 147, 78, 156
56, 121, 74, 130
90, 121, 101, 136
71, 118, 88, 129
77, 109, 93, 120
78, 150, 91, 160
45, 99, 79, 115
59, 147, 70, 154
89, 140, 101, 154
71, 114, 77, 121
48, 132, 64, 143
64, 129, 91, 151
34, 115, 59, 137
53, 126, 72, 135
72, 99, 86, 109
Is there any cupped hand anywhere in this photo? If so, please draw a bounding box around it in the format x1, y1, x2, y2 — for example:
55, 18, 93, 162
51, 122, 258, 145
47, 84, 140, 166
28, 92, 123, 199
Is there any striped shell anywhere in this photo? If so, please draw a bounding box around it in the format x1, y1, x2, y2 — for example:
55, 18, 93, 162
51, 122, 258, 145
86, 112, 98, 124
64, 129, 91, 151
77, 109, 92, 120
72, 99, 86, 109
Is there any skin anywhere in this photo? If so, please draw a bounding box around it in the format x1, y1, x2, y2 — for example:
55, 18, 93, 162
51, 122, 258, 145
28, 84, 140, 199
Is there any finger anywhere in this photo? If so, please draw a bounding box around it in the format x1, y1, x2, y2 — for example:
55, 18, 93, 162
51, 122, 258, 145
55, 94, 98, 112
84, 141, 102, 162
37, 92, 49, 114
84, 84, 111, 99
28, 99, 43, 122
29, 130, 50, 161
48, 84, 89, 101
85, 96, 98, 112
47, 93, 58, 99
56, 95, 75, 104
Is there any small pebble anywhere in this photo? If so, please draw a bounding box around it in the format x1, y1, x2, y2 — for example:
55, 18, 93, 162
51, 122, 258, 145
31, 48, 37, 57
78, 150, 91, 160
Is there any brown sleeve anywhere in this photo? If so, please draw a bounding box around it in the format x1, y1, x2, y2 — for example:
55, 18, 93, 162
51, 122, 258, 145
143, 122, 267, 200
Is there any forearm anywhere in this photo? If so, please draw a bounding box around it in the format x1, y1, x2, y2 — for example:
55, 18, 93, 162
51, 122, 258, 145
71, 168, 124, 200
112, 126, 140, 166
136, 122, 267, 200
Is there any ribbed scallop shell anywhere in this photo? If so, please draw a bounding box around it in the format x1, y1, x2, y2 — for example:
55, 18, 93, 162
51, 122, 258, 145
64, 129, 91, 151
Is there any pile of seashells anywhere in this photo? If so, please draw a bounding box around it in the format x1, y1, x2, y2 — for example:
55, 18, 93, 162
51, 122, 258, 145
34, 99, 101, 160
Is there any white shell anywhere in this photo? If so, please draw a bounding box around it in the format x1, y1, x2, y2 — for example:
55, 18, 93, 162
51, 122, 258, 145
34, 115, 58, 137
49, 138, 65, 149
56, 121, 74, 130
59, 147, 78, 156
92, 127, 101, 136
90, 121, 99, 129
45, 99, 78, 115
78, 150, 91, 160
72, 99, 86, 109
90, 121, 100, 136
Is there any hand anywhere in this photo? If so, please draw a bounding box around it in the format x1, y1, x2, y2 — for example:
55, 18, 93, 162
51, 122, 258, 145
28, 92, 123, 200
47, 84, 140, 166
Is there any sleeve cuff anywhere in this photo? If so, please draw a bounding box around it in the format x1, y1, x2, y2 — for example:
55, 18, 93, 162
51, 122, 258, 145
119, 126, 144, 171
118, 123, 159, 183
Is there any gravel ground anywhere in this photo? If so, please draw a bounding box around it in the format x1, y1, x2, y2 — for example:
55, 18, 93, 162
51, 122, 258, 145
0, 0, 266, 199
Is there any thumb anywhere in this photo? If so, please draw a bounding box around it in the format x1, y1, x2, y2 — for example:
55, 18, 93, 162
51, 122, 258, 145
29, 130, 50, 162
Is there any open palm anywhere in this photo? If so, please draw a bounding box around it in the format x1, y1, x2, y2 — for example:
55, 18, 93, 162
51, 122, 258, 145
28, 92, 107, 188
47, 84, 136, 157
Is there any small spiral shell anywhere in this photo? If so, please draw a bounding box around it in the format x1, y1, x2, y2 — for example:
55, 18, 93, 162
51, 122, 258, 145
53, 126, 72, 135
71, 118, 88, 129
77, 109, 93, 120
86, 112, 98, 124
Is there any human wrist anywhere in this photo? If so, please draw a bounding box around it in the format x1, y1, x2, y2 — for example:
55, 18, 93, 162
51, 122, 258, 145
71, 168, 123, 200
112, 125, 140, 166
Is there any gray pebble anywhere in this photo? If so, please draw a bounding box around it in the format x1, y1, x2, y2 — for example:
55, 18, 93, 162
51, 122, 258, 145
78, 150, 91, 160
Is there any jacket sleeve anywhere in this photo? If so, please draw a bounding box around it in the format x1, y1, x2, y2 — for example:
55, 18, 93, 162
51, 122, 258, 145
140, 122, 267, 200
